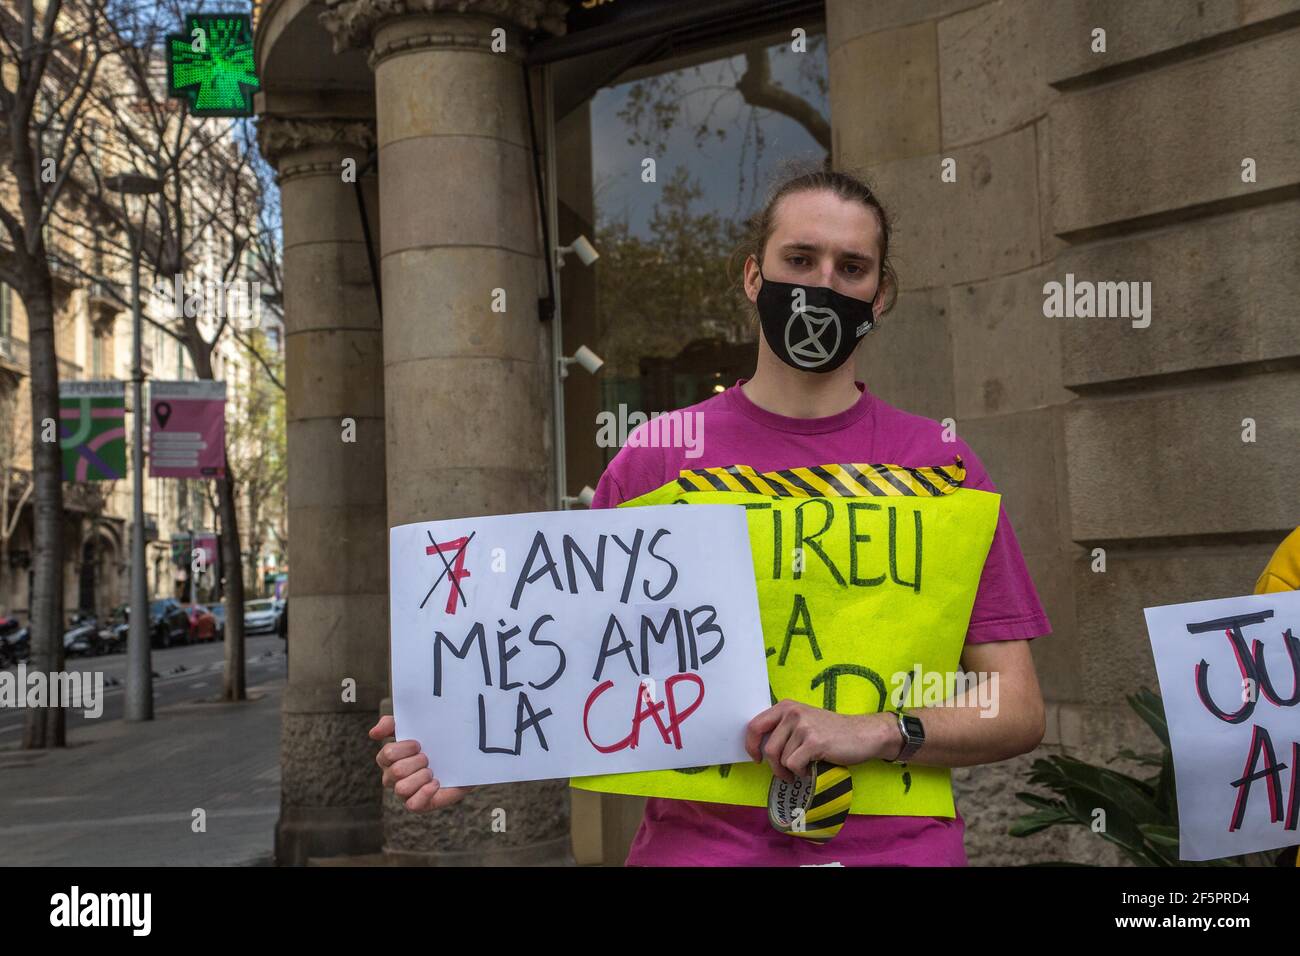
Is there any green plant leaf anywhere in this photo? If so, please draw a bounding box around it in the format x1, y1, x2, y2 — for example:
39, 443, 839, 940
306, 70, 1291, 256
1138, 824, 1180, 848
1112, 747, 1164, 767
1022, 754, 1173, 865
1128, 687, 1169, 749
1010, 806, 1075, 837
1008, 687, 1195, 865
1024, 861, 1099, 867
1013, 791, 1066, 811
1154, 746, 1177, 817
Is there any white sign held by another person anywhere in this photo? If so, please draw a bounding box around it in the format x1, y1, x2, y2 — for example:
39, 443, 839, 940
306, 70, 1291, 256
1144, 589, 1300, 861
389, 504, 770, 788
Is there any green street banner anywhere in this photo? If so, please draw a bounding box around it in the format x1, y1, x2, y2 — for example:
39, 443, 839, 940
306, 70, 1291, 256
59, 381, 126, 482
171, 534, 191, 568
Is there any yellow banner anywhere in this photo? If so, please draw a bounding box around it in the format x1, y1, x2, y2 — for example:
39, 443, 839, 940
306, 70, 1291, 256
571, 460, 1001, 817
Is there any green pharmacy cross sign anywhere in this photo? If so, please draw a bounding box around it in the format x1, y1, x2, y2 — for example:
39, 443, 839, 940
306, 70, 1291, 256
167, 13, 259, 117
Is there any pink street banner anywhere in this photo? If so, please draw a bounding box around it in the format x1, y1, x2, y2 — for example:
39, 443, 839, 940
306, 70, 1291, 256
149, 380, 227, 478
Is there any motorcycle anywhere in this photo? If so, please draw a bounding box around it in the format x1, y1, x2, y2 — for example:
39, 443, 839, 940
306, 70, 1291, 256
97, 620, 128, 654
63, 612, 104, 658
97, 607, 129, 655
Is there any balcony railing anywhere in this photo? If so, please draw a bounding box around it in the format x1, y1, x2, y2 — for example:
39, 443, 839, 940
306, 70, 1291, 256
88, 279, 126, 311
0, 337, 84, 381
0, 335, 30, 372
47, 256, 84, 289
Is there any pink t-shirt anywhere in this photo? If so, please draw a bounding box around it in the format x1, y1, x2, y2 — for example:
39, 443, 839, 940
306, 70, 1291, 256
590, 380, 1051, 866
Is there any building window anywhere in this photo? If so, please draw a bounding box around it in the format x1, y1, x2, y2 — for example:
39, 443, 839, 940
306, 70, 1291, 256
580, 27, 830, 468
0, 282, 11, 340
91, 327, 104, 378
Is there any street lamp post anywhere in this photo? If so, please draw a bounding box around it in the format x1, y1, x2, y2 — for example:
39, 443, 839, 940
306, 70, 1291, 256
107, 173, 163, 723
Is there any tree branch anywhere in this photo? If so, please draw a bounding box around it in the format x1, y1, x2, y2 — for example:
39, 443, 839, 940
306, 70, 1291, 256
735, 48, 831, 152
228, 325, 284, 391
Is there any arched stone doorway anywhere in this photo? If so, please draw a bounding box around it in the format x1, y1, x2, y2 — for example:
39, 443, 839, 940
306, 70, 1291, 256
77, 523, 122, 620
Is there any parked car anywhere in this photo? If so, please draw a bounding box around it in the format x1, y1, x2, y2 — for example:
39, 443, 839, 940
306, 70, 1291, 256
244, 598, 285, 636
147, 598, 190, 649
97, 601, 190, 650
209, 603, 226, 639
184, 604, 218, 643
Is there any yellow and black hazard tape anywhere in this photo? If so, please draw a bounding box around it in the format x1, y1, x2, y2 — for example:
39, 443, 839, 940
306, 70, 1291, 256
676, 457, 965, 499
767, 760, 854, 842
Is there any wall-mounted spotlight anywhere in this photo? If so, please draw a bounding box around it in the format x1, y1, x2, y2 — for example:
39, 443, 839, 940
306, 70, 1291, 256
559, 344, 604, 378
555, 235, 599, 269
561, 485, 597, 509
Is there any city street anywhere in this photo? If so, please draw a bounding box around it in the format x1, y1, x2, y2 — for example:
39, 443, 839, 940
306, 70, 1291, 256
0, 0, 1295, 897
0, 636, 286, 866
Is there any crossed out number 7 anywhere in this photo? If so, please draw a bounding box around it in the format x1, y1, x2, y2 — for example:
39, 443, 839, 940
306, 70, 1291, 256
420, 531, 474, 614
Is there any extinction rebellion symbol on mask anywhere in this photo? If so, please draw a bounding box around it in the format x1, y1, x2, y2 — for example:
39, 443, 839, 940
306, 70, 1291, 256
784, 304, 842, 369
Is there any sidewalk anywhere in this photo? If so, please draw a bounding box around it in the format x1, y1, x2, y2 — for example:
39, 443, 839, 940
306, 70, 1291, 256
0, 664, 283, 866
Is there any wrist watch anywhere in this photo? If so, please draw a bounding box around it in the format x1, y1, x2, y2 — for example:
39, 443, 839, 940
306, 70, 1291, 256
886, 708, 925, 763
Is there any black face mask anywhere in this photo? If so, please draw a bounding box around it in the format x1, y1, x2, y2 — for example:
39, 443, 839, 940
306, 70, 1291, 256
754, 261, 878, 373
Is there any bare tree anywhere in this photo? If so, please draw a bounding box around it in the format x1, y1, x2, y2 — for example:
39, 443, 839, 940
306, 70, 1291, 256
226, 327, 284, 595
91, 1, 268, 701
0, 0, 110, 748
228, 146, 284, 391
222, 150, 286, 587
0, 378, 34, 595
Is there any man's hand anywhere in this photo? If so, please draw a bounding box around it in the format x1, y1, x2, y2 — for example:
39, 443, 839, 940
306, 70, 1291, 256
369, 715, 475, 812
744, 699, 897, 782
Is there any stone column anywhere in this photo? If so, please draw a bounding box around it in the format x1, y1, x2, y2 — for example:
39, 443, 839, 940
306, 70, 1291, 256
260, 115, 389, 865
322, 0, 572, 864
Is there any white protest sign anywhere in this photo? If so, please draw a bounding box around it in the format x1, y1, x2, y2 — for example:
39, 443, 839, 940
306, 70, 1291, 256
389, 504, 770, 787
1144, 589, 1300, 861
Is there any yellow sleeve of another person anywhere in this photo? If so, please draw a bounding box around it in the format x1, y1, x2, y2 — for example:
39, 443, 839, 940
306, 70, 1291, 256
1252, 527, 1300, 865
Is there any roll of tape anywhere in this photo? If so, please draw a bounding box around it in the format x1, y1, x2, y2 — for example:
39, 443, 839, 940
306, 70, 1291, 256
767, 760, 853, 842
